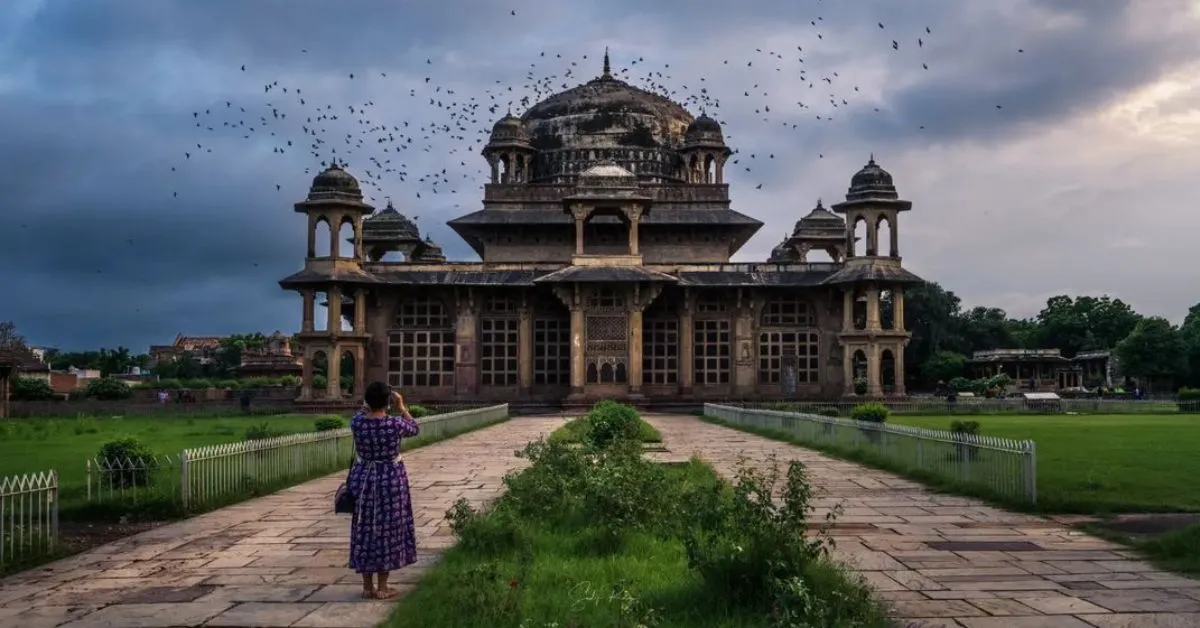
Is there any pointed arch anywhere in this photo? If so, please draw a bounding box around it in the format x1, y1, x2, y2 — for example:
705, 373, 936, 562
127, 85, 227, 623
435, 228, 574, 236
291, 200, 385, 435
312, 216, 332, 257
876, 215, 893, 257
337, 216, 357, 259
852, 216, 868, 257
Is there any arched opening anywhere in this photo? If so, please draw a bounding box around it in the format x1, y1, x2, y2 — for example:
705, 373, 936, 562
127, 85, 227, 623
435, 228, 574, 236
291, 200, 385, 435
688, 155, 699, 182
582, 209, 631, 256
852, 349, 868, 394
313, 217, 332, 258
340, 349, 356, 394
704, 154, 716, 183
879, 289, 894, 330
853, 291, 867, 331
587, 363, 599, 384
338, 218, 356, 259
805, 248, 835, 263
615, 362, 627, 383
852, 216, 867, 257
498, 154, 510, 183
313, 291, 329, 332
600, 362, 615, 383
379, 250, 406, 263
881, 349, 896, 393
311, 350, 328, 396
876, 215, 893, 257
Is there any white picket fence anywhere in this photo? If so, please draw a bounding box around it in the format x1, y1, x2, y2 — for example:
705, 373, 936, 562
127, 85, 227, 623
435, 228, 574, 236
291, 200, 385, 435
0, 471, 58, 570
705, 404, 1038, 504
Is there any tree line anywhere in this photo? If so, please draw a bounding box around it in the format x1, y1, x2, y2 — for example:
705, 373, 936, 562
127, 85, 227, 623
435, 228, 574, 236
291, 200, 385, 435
905, 283, 1200, 392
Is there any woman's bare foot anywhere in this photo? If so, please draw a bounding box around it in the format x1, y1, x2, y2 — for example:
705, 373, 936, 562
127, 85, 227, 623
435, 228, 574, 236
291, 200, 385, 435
361, 588, 376, 599
374, 587, 400, 599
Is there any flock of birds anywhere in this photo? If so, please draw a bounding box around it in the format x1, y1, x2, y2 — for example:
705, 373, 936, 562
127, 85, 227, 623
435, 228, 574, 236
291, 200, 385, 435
170, 7, 1032, 218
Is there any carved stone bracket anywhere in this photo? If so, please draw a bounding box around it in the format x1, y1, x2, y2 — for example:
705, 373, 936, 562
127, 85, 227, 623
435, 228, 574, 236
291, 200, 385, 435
569, 202, 590, 221
623, 203, 644, 222
551, 285, 581, 311
454, 287, 478, 317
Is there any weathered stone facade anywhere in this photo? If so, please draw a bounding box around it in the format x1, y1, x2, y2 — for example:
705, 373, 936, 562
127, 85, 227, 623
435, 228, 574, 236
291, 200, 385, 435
280, 55, 923, 404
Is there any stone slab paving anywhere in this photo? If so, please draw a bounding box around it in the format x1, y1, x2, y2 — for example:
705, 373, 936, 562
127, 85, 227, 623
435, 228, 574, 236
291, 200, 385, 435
644, 414, 1200, 628
0, 416, 560, 628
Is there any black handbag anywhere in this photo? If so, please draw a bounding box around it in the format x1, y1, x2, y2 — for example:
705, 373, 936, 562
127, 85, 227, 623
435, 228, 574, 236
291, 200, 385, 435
334, 483, 355, 514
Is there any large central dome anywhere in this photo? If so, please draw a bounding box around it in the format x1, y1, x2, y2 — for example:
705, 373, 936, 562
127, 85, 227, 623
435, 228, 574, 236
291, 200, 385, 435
516, 52, 697, 183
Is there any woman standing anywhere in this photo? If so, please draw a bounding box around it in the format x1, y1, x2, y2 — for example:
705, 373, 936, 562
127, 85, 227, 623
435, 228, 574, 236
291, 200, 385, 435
347, 381, 420, 599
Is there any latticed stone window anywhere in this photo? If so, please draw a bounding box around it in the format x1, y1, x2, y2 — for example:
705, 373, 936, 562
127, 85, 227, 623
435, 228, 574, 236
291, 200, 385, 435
643, 319, 678, 385
693, 319, 731, 385
533, 318, 569, 385
760, 295, 814, 327
480, 296, 520, 387
758, 331, 820, 384
389, 297, 455, 387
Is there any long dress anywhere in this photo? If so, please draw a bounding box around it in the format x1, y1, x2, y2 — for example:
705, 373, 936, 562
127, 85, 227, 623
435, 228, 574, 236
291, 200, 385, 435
347, 410, 420, 573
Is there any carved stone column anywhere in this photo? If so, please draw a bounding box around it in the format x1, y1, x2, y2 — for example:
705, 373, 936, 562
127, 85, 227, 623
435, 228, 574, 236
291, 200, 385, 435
891, 214, 900, 258
733, 289, 759, 395
453, 289, 479, 398
625, 204, 643, 257
842, 344, 855, 395
352, 345, 366, 397
518, 298, 533, 395
328, 211, 341, 258
302, 290, 315, 333
866, 286, 881, 331
353, 289, 367, 333
628, 308, 643, 395
866, 215, 878, 256
894, 343, 907, 396
867, 345, 882, 397
679, 291, 694, 395
326, 344, 341, 399
327, 286, 342, 334
893, 287, 906, 331
299, 350, 314, 401
570, 203, 588, 256
307, 214, 318, 258
570, 307, 585, 395
842, 289, 853, 331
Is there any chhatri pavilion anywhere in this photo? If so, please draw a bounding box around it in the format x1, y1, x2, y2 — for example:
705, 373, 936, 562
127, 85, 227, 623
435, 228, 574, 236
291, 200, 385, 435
279, 53, 922, 404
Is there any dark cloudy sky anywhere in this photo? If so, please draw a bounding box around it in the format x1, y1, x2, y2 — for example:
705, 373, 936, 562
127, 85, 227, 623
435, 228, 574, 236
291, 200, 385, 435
3, 0, 1199, 351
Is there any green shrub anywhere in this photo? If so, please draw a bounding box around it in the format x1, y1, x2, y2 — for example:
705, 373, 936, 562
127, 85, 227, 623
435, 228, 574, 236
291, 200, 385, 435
850, 403, 888, 423
216, 379, 240, 389
949, 420, 982, 461
817, 407, 840, 418
86, 377, 132, 400
184, 378, 212, 390
244, 422, 281, 441
11, 377, 56, 401
96, 437, 160, 488
279, 375, 300, 388
950, 420, 981, 436
582, 400, 641, 450
313, 374, 327, 389
314, 417, 345, 432
407, 404, 432, 418
1179, 388, 1200, 413
156, 378, 183, 390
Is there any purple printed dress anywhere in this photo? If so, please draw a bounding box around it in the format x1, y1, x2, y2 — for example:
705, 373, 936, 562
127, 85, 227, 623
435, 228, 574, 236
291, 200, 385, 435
347, 410, 419, 573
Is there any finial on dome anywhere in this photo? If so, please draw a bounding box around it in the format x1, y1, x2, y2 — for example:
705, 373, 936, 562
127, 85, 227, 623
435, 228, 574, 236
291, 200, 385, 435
603, 47, 611, 77
816, 197, 823, 208
868, 153, 876, 165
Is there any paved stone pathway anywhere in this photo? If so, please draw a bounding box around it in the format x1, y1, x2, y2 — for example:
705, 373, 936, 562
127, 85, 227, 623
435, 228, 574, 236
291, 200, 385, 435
0, 417, 560, 628
644, 414, 1200, 628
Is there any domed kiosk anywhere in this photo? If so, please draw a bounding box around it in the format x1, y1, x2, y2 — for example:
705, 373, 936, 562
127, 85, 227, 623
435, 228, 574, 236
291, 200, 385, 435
281, 52, 924, 405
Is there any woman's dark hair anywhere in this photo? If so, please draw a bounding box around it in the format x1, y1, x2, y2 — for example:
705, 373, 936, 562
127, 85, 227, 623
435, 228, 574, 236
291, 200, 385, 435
363, 381, 391, 411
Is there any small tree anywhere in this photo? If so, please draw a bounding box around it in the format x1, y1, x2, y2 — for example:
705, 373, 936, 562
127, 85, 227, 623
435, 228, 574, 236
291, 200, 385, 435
921, 351, 967, 387
1116, 317, 1186, 391
86, 376, 133, 400
12, 377, 56, 401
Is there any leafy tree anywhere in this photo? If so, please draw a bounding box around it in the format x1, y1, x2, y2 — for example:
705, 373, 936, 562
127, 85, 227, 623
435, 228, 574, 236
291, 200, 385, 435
11, 377, 56, 400
920, 351, 967, 387
1180, 303, 1200, 388
1034, 295, 1141, 356
959, 306, 1019, 353
86, 376, 133, 400
1115, 317, 1185, 390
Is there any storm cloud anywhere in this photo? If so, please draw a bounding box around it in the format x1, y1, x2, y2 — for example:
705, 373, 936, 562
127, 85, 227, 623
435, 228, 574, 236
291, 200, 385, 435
2, 0, 1198, 350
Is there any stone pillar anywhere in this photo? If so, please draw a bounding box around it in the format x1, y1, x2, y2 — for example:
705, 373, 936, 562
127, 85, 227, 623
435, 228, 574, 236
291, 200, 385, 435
518, 303, 533, 395
326, 345, 341, 399
843, 344, 855, 395
307, 215, 317, 258
628, 308, 643, 395
679, 298, 694, 395
353, 289, 367, 333
625, 205, 643, 257
866, 286, 881, 331
327, 286, 342, 334
842, 289, 853, 330
894, 344, 907, 396
867, 345, 882, 397
866, 215, 878, 256
299, 350, 314, 400
453, 291, 479, 398
570, 203, 588, 256
302, 290, 315, 333
329, 212, 341, 258
353, 345, 366, 397
569, 306, 585, 395
733, 290, 758, 395
893, 288, 905, 331
891, 214, 900, 258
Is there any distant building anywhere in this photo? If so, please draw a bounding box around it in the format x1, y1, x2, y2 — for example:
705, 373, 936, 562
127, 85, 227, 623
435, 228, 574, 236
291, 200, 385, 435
148, 334, 226, 366
967, 349, 1119, 392
238, 331, 302, 379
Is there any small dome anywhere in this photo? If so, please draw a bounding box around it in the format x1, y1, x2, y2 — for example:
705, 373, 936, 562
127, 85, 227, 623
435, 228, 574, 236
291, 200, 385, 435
362, 201, 421, 242
488, 113, 530, 144
793, 199, 845, 233
411, 236, 446, 262
683, 113, 725, 147
768, 237, 801, 263
307, 163, 363, 201
846, 155, 898, 200
686, 114, 722, 135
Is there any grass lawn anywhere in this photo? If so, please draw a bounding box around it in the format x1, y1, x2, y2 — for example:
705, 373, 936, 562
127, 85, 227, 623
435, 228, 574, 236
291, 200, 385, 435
0, 413, 344, 497
386, 459, 885, 628
890, 414, 1200, 514
547, 414, 663, 444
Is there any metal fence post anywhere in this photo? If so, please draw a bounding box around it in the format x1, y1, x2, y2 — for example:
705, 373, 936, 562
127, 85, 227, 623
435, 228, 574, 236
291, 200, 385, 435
1025, 440, 1037, 504
180, 450, 190, 511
